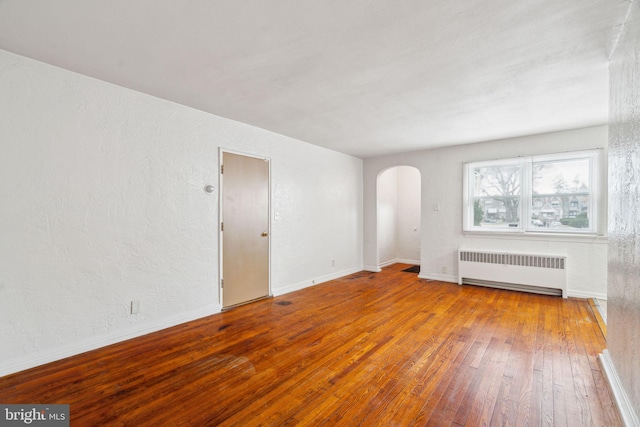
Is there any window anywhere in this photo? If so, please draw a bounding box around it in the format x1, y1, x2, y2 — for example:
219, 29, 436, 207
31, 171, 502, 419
463, 150, 599, 234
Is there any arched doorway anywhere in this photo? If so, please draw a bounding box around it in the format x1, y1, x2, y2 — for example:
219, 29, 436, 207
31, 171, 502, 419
377, 165, 421, 271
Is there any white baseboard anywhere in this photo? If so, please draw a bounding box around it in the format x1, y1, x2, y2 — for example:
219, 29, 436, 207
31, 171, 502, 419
418, 273, 458, 283
364, 259, 419, 273
599, 349, 640, 427
272, 267, 362, 296
378, 258, 419, 269
395, 258, 420, 265
0, 304, 222, 378
566, 290, 607, 300
378, 259, 396, 268
398, 269, 605, 300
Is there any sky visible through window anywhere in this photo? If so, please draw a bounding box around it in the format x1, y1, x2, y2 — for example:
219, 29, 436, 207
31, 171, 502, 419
533, 158, 589, 194
465, 152, 597, 233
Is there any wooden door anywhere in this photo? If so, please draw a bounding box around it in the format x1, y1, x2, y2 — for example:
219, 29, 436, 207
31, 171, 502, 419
221, 152, 270, 308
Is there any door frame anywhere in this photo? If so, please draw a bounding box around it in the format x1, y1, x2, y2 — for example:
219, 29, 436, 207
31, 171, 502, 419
218, 148, 272, 308
376, 165, 422, 271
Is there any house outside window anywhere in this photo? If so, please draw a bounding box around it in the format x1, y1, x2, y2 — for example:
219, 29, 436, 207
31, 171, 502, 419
464, 150, 599, 234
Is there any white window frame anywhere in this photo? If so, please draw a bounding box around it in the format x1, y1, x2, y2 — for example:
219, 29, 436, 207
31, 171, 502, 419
463, 150, 600, 234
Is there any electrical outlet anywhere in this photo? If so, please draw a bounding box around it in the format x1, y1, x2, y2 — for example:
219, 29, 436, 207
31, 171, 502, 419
441, 266, 447, 274
131, 300, 140, 314
331, 259, 336, 268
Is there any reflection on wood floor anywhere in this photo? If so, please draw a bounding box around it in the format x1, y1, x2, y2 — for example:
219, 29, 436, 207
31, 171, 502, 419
0, 264, 621, 426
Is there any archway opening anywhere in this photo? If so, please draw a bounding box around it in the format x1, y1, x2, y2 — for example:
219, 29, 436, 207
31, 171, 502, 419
376, 165, 421, 271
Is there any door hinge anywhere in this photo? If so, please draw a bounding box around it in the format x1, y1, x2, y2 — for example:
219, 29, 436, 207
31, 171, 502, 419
221, 164, 224, 174
221, 222, 224, 231
221, 278, 224, 288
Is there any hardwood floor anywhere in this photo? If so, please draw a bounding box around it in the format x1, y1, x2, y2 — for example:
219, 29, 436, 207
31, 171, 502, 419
0, 264, 621, 426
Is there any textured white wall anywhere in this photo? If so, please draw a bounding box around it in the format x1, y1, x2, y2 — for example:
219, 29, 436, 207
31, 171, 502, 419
364, 126, 608, 297
608, 0, 640, 419
0, 50, 363, 375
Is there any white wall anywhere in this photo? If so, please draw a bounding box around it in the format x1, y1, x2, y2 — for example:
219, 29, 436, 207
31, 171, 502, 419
364, 126, 608, 298
396, 166, 421, 262
0, 50, 363, 376
607, 0, 640, 421
375, 166, 421, 268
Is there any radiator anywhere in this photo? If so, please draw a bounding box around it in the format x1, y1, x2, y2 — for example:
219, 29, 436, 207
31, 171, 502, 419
458, 249, 567, 298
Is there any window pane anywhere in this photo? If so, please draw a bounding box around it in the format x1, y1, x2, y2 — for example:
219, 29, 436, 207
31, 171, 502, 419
530, 195, 590, 229
473, 165, 520, 197
473, 196, 520, 228
471, 165, 520, 227
464, 152, 596, 234
531, 158, 590, 230
532, 158, 589, 194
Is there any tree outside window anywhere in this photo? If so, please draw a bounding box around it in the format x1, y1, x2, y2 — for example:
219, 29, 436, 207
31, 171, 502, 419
464, 151, 598, 234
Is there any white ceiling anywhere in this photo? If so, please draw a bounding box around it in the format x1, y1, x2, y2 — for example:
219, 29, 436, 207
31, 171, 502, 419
0, 1, 630, 158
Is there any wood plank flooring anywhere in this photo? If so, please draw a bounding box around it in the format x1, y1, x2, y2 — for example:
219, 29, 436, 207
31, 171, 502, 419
0, 264, 621, 426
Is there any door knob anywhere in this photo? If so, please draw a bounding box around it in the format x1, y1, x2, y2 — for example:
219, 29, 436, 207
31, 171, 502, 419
261, 232, 269, 237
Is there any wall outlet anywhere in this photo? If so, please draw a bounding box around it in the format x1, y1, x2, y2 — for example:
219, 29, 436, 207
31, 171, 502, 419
130, 300, 140, 314
331, 259, 336, 268
441, 266, 447, 274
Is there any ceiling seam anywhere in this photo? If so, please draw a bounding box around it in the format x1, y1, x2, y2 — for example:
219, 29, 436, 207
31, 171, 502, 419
609, 0, 636, 61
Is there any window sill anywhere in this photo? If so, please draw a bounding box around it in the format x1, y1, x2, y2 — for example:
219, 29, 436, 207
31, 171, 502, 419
462, 230, 608, 244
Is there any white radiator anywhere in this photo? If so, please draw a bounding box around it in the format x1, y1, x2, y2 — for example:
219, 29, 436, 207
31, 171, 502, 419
458, 249, 567, 298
